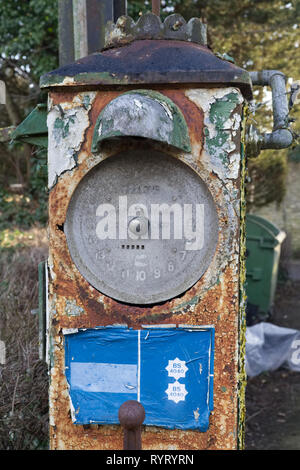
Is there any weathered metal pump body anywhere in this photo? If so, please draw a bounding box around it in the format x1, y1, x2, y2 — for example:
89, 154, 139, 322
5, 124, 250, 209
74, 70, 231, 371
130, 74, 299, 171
40, 12, 292, 450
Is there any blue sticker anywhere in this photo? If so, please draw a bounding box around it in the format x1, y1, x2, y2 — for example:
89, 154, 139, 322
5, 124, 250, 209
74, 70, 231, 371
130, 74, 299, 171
64, 326, 214, 431
70, 362, 138, 393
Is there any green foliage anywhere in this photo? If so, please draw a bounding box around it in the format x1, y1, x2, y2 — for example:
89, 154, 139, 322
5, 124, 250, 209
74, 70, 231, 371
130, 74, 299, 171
0, 188, 46, 232
0, 0, 299, 222
28, 149, 48, 224
0, 0, 58, 82
288, 144, 300, 162
0, 148, 47, 232
30, 149, 47, 198
246, 150, 288, 209
140, 0, 300, 209
0, 0, 57, 226
128, 1, 300, 132
128, 0, 180, 19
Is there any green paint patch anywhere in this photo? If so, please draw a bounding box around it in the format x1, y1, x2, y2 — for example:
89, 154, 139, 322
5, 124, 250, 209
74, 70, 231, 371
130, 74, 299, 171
207, 132, 229, 156
172, 295, 200, 312
206, 92, 240, 165
11, 103, 48, 148
209, 93, 240, 129
82, 94, 91, 110
74, 72, 128, 85
54, 115, 75, 140
40, 71, 126, 88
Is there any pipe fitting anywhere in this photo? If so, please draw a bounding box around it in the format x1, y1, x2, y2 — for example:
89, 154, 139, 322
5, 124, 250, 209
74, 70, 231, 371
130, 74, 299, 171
247, 70, 294, 156
262, 128, 294, 150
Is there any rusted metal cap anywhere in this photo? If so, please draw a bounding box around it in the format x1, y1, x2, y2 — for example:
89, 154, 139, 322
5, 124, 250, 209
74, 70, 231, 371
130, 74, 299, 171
118, 400, 146, 430
40, 13, 252, 101
104, 13, 207, 49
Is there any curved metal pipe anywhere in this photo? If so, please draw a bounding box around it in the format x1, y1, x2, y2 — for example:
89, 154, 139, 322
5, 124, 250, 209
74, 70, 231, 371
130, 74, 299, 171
262, 128, 294, 150
249, 70, 293, 150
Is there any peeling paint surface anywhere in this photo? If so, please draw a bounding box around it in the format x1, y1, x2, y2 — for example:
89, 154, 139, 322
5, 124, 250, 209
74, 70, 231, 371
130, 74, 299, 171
65, 298, 85, 317
186, 88, 243, 180
91, 89, 191, 153
47, 92, 96, 188
47, 86, 245, 450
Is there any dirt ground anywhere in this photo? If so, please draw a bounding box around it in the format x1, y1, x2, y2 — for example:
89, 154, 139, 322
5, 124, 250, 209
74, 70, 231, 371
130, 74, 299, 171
245, 271, 300, 450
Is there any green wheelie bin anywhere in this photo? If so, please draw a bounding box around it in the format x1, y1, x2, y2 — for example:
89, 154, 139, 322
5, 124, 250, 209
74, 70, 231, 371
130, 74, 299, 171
245, 214, 286, 324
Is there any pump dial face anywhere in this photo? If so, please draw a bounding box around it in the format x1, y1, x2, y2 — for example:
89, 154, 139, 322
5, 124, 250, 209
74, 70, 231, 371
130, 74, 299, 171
64, 149, 219, 304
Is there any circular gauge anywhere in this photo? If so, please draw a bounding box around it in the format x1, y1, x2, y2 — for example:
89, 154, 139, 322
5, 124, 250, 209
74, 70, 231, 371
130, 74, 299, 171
64, 149, 219, 304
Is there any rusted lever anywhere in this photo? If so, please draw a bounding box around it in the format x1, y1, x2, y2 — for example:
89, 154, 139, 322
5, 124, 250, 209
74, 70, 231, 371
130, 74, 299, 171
118, 400, 145, 450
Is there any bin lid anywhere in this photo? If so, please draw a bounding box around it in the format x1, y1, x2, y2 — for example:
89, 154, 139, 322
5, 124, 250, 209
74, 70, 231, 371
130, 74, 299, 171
246, 214, 286, 245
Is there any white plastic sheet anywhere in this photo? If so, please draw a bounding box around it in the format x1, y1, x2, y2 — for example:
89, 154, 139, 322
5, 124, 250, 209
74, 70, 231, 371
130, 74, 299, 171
245, 322, 300, 377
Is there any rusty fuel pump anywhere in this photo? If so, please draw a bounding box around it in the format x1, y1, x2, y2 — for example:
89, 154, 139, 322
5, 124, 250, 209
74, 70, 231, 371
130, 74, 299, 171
39, 8, 294, 450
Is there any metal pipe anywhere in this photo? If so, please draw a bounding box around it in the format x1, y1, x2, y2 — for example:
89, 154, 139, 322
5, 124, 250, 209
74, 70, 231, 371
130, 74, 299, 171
58, 0, 75, 66
73, 0, 88, 60
0, 80, 5, 105
118, 400, 145, 450
260, 128, 293, 150
152, 0, 160, 17
249, 70, 293, 150
114, 0, 127, 22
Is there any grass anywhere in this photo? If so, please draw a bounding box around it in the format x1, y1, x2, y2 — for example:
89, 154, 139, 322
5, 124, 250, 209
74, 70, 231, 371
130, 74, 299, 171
0, 226, 49, 449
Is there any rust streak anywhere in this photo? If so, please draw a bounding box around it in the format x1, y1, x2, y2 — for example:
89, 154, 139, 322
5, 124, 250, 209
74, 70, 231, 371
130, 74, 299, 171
161, 89, 204, 155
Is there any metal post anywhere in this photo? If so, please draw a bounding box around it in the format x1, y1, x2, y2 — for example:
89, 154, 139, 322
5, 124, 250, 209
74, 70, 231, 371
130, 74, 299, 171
0, 80, 16, 143
73, 0, 88, 59
152, 0, 160, 16
113, 0, 127, 22
58, 0, 75, 66
0, 80, 6, 105
59, 1, 124, 64
118, 401, 145, 450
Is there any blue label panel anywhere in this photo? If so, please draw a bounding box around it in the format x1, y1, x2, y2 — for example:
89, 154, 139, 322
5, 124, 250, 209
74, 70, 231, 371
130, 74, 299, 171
64, 326, 214, 431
